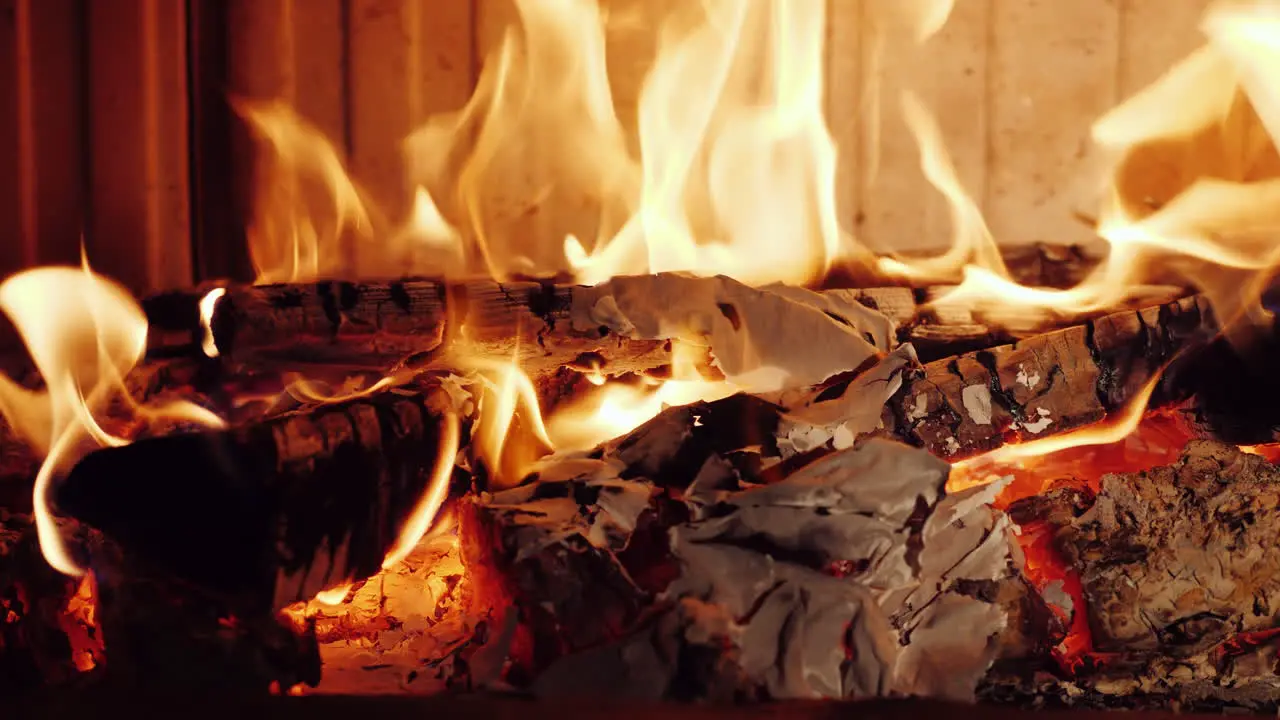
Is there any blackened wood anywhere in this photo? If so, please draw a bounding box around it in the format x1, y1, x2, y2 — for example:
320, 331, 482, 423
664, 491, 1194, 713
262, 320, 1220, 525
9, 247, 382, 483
88, 529, 321, 693
884, 295, 1216, 461
56, 379, 457, 612
147, 278, 918, 369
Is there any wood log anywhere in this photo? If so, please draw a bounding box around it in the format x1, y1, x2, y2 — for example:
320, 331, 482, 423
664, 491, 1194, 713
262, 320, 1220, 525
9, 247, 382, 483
986, 441, 1280, 711
55, 378, 460, 613
883, 295, 1217, 461
87, 526, 321, 693
146, 276, 917, 369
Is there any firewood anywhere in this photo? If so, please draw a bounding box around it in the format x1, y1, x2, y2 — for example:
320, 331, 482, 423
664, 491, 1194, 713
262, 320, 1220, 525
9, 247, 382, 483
1000, 243, 1104, 289
987, 441, 1280, 711
87, 527, 322, 693
884, 295, 1216, 461
147, 276, 913, 372
55, 377, 460, 613
904, 324, 1000, 363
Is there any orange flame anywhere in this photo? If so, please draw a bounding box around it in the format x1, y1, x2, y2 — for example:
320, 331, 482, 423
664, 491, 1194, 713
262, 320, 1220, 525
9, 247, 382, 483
242, 1, 848, 288
920, 1, 1280, 336
464, 353, 555, 488
0, 255, 224, 575
382, 409, 460, 569
547, 340, 735, 451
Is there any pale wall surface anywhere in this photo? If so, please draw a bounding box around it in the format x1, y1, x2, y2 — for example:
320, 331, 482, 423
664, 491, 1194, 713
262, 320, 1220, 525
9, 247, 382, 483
825, 0, 1212, 252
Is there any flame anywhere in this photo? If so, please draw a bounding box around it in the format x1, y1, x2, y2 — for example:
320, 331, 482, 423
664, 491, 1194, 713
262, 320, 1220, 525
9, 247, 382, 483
198, 287, 225, 358
382, 409, 460, 569
918, 0, 1280, 336
949, 372, 1167, 495
875, 90, 1007, 283
0, 255, 224, 575
547, 340, 736, 450
241, 1, 847, 288
312, 583, 352, 606
234, 99, 377, 283
465, 352, 555, 488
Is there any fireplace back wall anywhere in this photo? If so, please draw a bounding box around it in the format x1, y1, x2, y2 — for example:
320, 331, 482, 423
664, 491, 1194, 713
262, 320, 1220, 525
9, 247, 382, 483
0, 0, 1212, 297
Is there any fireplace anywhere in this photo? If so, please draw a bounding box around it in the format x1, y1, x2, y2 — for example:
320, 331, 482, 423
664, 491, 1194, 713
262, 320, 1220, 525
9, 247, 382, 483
4, 0, 1280, 714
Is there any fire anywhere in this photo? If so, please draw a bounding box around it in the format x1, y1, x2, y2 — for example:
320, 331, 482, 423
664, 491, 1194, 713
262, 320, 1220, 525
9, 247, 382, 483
949, 373, 1168, 496
547, 340, 736, 451
243, 0, 847, 287
382, 409, 460, 569
924, 1, 1280, 335
0, 255, 223, 575
198, 287, 225, 358
465, 353, 555, 489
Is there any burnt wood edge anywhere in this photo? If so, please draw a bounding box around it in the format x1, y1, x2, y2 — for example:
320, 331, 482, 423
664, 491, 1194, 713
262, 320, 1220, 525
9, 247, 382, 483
54, 380, 457, 612
885, 295, 1222, 460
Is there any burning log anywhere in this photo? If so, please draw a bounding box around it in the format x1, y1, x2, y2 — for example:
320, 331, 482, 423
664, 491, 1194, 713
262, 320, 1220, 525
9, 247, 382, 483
55, 377, 460, 612
152, 275, 910, 375
987, 440, 1280, 711
884, 295, 1216, 461
88, 532, 322, 693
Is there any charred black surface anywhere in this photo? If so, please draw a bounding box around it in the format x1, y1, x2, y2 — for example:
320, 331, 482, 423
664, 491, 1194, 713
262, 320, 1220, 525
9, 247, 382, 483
56, 380, 455, 612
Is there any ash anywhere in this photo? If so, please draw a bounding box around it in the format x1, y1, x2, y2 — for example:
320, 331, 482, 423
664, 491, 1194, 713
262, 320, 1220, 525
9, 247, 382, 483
455, 426, 1039, 702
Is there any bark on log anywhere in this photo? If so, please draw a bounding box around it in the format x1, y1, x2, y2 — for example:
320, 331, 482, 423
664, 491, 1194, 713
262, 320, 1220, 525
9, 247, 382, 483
884, 295, 1217, 461
148, 277, 916, 369
55, 378, 459, 612
987, 441, 1280, 711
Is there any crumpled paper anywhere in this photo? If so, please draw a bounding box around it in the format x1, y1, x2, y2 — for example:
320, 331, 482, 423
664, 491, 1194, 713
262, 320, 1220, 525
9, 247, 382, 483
524, 438, 1024, 702
570, 274, 895, 393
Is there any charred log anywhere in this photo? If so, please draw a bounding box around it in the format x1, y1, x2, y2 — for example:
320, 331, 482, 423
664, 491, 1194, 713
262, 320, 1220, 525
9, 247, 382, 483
885, 295, 1216, 460
55, 378, 460, 612
990, 441, 1280, 711
87, 531, 321, 693
148, 276, 912, 372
